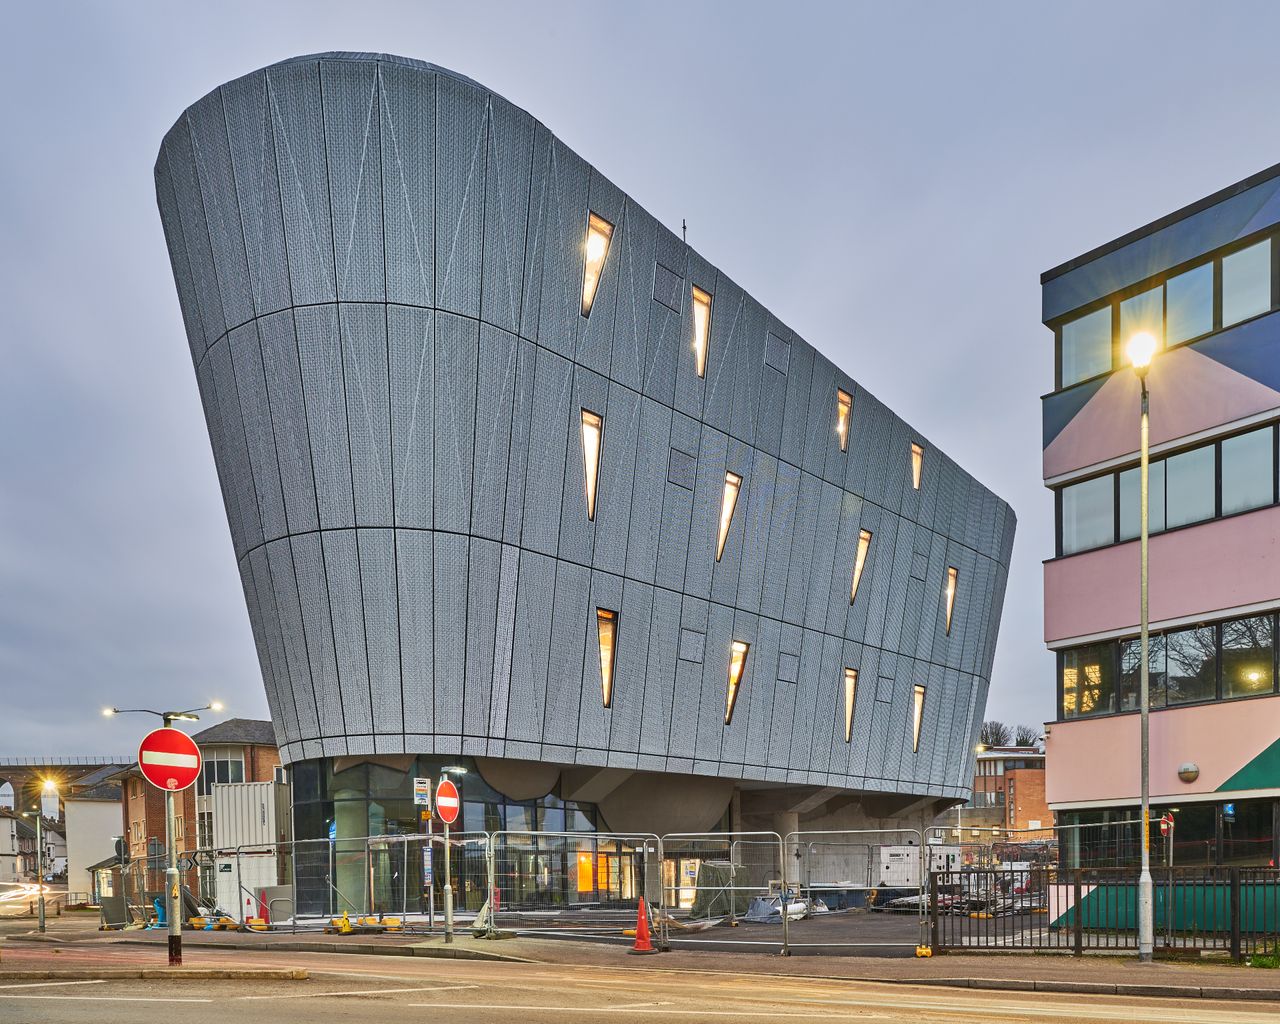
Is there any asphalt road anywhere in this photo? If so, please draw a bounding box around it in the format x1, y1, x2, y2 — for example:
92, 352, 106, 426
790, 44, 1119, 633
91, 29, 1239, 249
0, 946, 1272, 1024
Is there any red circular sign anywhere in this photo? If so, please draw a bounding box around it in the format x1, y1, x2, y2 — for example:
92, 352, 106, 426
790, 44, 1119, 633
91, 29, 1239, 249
137, 728, 202, 792
435, 778, 460, 825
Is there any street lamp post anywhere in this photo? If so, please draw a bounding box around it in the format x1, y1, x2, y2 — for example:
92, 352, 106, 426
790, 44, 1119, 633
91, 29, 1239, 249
1127, 330, 1158, 964
103, 701, 222, 966
438, 766, 467, 944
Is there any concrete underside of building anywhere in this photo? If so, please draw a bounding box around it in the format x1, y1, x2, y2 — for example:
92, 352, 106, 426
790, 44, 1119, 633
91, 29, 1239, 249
157, 52, 1014, 842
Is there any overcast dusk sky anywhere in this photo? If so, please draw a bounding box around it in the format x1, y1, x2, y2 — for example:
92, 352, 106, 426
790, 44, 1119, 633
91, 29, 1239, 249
5, 1, 1280, 754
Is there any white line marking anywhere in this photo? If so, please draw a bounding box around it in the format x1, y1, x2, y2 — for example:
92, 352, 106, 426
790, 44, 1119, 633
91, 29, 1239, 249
140, 750, 198, 768
0, 980, 107, 990
5, 995, 214, 1003
239, 984, 477, 1000
406, 1004, 890, 1019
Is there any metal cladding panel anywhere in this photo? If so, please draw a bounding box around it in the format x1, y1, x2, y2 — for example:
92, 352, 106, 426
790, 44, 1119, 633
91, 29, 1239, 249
378, 61, 435, 308
436, 75, 487, 319
388, 304, 434, 529
294, 305, 355, 529
290, 532, 346, 740
221, 69, 292, 317
322, 530, 373, 735
186, 92, 253, 329
472, 325, 518, 542
265, 60, 336, 306
397, 529, 434, 734
321, 59, 385, 303
339, 304, 392, 526
163, 53, 1014, 793
228, 323, 287, 542
433, 312, 478, 534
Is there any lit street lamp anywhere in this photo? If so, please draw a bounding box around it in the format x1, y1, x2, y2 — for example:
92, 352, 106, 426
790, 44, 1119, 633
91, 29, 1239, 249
22, 779, 57, 933
103, 701, 222, 966
1126, 329, 1158, 964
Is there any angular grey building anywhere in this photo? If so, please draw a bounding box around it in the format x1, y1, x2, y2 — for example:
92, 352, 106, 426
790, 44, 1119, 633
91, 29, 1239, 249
156, 52, 1015, 848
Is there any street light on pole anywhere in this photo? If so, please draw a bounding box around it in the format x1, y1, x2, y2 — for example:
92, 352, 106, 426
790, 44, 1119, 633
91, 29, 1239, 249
23, 779, 56, 933
438, 766, 467, 944
1126, 329, 1158, 964
103, 701, 222, 966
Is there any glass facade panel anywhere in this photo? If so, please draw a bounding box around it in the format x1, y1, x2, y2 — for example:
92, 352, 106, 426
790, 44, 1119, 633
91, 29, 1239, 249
1119, 285, 1163, 349
1165, 625, 1217, 705
836, 389, 852, 451
1165, 445, 1215, 528
1060, 306, 1112, 386
1223, 800, 1275, 865
1166, 263, 1213, 344
910, 443, 924, 489
691, 286, 712, 377
1061, 643, 1115, 718
1168, 803, 1217, 866
1221, 427, 1274, 516
1221, 615, 1274, 698
725, 640, 748, 725
1119, 634, 1167, 711
850, 529, 872, 604
1118, 460, 1166, 540
1061, 474, 1114, 554
716, 471, 742, 561
1222, 239, 1271, 327
581, 212, 613, 317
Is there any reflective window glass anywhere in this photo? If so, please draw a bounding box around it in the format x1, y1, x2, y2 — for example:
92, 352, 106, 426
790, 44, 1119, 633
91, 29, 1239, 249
1060, 306, 1112, 387
1061, 475, 1115, 554
1165, 446, 1215, 528
1061, 643, 1116, 718
1120, 634, 1166, 711
1165, 625, 1217, 705
1166, 263, 1213, 344
1120, 285, 1163, 350
1221, 427, 1274, 516
1222, 615, 1274, 698
1222, 240, 1271, 327
1119, 461, 1166, 540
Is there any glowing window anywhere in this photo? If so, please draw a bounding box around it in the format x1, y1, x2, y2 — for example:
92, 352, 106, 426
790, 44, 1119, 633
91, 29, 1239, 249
843, 668, 858, 743
911, 684, 926, 752
596, 608, 618, 709
911, 443, 924, 490
850, 529, 872, 604
716, 471, 743, 561
836, 390, 853, 451
691, 286, 712, 378
725, 640, 749, 725
944, 566, 958, 635
581, 409, 603, 521
581, 212, 614, 317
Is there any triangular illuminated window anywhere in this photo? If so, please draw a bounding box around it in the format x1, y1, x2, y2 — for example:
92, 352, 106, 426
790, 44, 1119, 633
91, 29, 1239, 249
843, 668, 858, 743
581, 409, 603, 521
716, 471, 742, 561
725, 640, 749, 725
596, 608, 618, 708
944, 566, 958, 635
581, 213, 613, 317
691, 286, 712, 378
850, 529, 872, 604
836, 390, 853, 452
911, 684, 926, 752
911, 443, 924, 490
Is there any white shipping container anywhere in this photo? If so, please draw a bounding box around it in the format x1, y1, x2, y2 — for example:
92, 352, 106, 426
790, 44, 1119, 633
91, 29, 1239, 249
211, 782, 290, 850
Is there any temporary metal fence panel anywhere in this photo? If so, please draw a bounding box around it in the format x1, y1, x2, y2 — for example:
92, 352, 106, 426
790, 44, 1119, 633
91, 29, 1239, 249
785, 828, 928, 950
659, 831, 789, 954
487, 830, 660, 935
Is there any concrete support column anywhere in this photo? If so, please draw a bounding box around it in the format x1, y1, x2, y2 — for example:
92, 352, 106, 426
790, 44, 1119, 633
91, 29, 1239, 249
773, 811, 800, 886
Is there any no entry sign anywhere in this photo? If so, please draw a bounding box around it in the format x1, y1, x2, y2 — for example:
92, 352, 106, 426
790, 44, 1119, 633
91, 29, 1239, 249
138, 728, 202, 792
435, 778, 460, 825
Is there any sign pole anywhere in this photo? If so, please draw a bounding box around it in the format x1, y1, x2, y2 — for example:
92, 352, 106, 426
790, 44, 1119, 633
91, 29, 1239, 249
443, 815, 453, 944
165, 787, 181, 965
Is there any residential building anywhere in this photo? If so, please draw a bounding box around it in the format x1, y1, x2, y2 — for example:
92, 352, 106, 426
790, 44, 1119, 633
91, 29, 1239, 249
156, 52, 1015, 907
63, 782, 123, 899
1041, 163, 1280, 867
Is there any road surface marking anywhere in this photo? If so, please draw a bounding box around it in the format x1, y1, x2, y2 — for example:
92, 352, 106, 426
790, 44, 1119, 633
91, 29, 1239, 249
406, 1003, 890, 1019
4, 995, 214, 1003
0, 980, 106, 990
239, 984, 478, 1000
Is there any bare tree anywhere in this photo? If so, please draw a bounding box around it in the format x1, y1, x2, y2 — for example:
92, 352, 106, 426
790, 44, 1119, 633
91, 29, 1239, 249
979, 720, 1011, 747
1014, 724, 1040, 747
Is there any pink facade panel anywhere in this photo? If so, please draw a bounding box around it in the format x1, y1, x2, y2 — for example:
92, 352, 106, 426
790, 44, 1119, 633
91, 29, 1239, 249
1044, 503, 1280, 645
1046, 695, 1280, 806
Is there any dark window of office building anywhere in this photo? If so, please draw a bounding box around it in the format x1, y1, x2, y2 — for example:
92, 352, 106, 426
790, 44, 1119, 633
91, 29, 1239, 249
1119, 633, 1167, 712
1165, 446, 1215, 528
1165, 625, 1217, 705
1221, 426, 1275, 516
1221, 615, 1275, 698
1061, 474, 1114, 553
1061, 643, 1116, 718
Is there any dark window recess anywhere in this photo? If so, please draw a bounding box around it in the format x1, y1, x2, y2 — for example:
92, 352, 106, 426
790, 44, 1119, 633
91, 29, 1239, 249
764, 332, 791, 374
678, 628, 706, 664
667, 448, 697, 490
776, 652, 800, 684
653, 262, 683, 313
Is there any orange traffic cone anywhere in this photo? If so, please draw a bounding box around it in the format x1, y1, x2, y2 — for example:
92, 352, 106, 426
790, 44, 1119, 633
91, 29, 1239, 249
629, 898, 658, 955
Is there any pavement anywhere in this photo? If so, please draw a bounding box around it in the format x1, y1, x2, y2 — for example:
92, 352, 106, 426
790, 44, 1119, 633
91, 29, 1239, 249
4, 913, 1280, 1006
